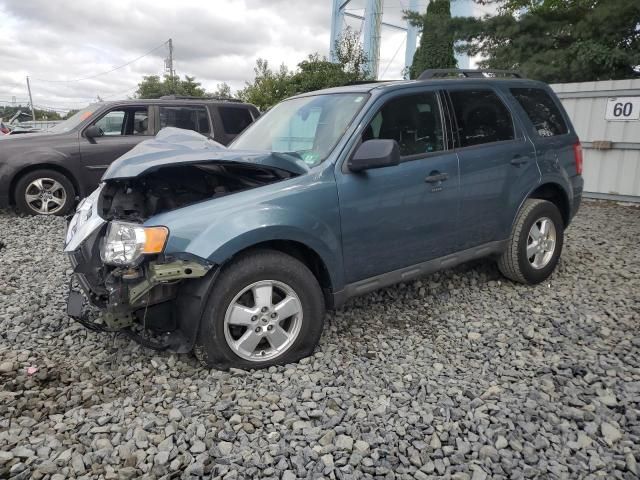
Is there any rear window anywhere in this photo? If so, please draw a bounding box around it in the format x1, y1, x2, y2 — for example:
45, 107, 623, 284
219, 107, 254, 135
510, 88, 568, 137
449, 89, 515, 147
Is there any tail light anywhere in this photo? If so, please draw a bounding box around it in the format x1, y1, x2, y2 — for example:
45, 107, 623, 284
573, 142, 583, 175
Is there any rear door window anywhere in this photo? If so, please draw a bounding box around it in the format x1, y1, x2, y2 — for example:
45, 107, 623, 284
159, 105, 210, 134
219, 107, 254, 135
510, 87, 568, 137
448, 89, 515, 147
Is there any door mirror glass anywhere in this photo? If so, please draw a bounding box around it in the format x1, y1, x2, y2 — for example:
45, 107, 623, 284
348, 139, 400, 172
84, 125, 103, 139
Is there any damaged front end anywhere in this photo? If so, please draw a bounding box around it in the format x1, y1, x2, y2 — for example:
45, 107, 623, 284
64, 128, 307, 351
64, 183, 216, 351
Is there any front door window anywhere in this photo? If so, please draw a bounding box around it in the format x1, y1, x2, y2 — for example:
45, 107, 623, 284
363, 92, 445, 157
92, 107, 150, 136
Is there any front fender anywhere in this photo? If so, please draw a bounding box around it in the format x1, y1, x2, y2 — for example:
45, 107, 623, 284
8, 147, 69, 165
193, 208, 341, 285
145, 173, 345, 290
1, 149, 75, 206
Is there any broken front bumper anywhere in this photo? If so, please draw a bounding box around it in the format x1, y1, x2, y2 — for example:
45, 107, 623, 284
64, 187, 215, 352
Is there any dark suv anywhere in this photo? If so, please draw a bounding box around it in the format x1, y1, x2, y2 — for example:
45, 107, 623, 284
0, 97, 259, 215
64, 69, 583, 370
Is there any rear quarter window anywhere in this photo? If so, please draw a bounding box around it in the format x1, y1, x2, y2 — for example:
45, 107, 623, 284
219, 107, 254, 135
510, 88, 568, 137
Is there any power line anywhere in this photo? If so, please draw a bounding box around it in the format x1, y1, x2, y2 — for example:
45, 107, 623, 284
101, 85, 140, 100
31, 40, 169, 83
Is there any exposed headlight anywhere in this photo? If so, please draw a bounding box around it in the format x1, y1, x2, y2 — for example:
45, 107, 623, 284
101, 221, 169, 266
65, 186, 102, 247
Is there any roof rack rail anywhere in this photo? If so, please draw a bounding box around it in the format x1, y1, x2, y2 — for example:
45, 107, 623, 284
159, 94, 243, 102
419, 69, 522, 80
343, 80, 398, 86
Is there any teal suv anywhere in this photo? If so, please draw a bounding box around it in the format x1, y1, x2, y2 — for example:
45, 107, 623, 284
64, 69, 583, 369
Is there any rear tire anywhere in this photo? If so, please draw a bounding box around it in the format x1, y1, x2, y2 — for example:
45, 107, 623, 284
15, 169, 76, 216
194, 249, 325, 370
498, 199, 564, 284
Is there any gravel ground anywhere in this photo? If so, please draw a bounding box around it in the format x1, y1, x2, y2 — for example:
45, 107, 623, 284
0, 200, 638, 480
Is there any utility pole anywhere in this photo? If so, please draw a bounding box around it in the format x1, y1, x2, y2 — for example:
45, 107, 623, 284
166, 38, 175, 92
26, 76, 36, 124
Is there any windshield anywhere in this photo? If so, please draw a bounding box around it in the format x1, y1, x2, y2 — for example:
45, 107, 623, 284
230, 93, 368, 166
47, 104, 102, 133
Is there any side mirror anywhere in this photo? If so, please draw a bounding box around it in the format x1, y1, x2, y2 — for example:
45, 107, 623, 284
84, 125, 103, 139
348, 139, 400, 172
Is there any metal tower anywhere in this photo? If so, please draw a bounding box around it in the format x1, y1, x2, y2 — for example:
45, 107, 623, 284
329, 0, 425, 79
330, 0, 495, 78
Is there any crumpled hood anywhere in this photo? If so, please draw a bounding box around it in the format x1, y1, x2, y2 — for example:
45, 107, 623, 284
102, 127, 309, 180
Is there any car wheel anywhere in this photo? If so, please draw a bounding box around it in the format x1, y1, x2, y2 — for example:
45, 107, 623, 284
15, 169, 76, 216
498, 198, 564, 284
194, 249, 325, 370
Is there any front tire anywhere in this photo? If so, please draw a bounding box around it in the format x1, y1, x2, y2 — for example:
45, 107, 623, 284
498, 199, 564, 284
194, 249, 325, 370
14, 169, 76, 216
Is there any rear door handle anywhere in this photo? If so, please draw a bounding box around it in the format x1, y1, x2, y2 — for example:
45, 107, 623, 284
425, 172, 449, 183
510, 155, 528, 166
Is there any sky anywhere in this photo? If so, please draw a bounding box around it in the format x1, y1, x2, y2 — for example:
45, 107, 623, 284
0, 0, 436, 113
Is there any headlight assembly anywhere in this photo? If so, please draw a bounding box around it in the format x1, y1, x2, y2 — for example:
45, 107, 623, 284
100, 222, 169, 266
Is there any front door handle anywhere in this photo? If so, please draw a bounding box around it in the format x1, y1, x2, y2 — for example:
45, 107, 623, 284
425, 172, 449, 183
510, 155, 528, 166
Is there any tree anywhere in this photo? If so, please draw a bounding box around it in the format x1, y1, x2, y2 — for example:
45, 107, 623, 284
408, 0, 457, 79
135, 74, 207, 98
211, 82, 233, 99
238, 28, 369, 110
412, 0, 640, 83
63, 109, 79, 119
236, 59, 293, 110
334, 27, 370, 79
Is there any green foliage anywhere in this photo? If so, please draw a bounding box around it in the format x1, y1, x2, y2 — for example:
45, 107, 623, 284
238, 28, 369, 110
236, 59, 293, 111
435, 0, 640, 82
63, 109, 79, 119
334, 27, 370, 79
408, 0, 457, 79
212, 82, 233, 99
135, 74, 207, 99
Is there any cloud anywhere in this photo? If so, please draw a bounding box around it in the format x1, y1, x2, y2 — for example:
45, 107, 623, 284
0, 0, 414, 111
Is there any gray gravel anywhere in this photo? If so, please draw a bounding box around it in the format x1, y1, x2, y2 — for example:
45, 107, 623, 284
0, 199, 639, 480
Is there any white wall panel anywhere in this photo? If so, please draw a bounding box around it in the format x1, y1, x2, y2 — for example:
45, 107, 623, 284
551, 80, 640, 200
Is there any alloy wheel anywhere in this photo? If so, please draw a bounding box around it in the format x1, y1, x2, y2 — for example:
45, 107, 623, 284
526, 216, 557, 269
24, 178, 67, 215
223, 280, 303, 362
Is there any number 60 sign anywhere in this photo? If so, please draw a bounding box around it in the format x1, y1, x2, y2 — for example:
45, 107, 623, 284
605, 97, 640, 121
